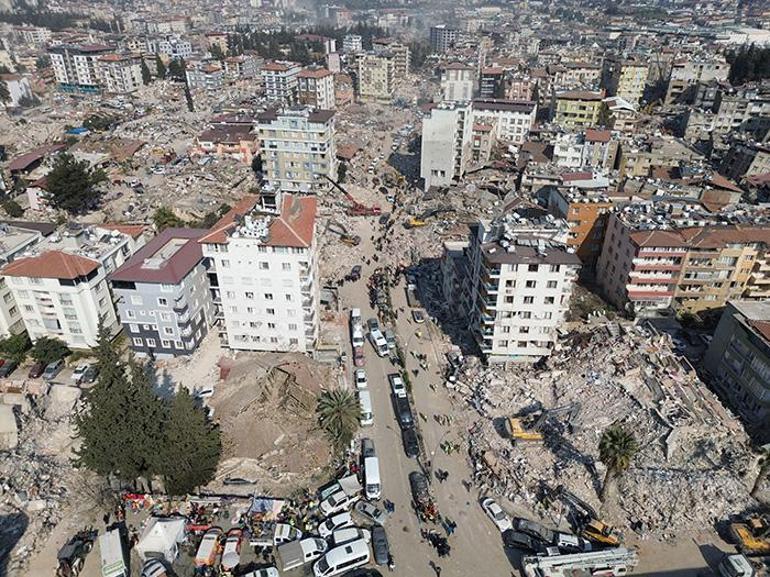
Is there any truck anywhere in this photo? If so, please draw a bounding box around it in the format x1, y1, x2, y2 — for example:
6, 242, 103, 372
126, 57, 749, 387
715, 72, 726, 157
406, 285, 420, 308
98, 529, 128, 577
521, 547, 638, 577
350, 309, 365, 366
277, 538, 328, 572
718, 553, 768, 577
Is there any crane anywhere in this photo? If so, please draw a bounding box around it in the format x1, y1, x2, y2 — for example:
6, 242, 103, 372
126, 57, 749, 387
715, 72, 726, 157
321, 174, 381, 217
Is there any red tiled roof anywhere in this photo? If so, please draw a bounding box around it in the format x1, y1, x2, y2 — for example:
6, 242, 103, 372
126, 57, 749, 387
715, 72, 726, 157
748, 320, 770, 343
561, 171, 593, 182
198, 196, 260, 244
9, 143, 68, 172
298, 66, 332, 79
2, 250, 99, 280
100, 223, 147, 239
443, 61, 474, 71
585, 128, 611, 143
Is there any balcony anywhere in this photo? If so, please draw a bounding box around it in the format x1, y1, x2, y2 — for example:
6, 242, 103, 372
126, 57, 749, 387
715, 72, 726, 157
173, 302, 189, 315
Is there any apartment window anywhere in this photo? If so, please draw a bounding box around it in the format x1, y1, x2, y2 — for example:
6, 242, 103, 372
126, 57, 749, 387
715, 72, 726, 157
145, 338, 156, 348
289, 323, 298, 331
520, 326, 530, 334
544, 312, 553, 319
245, 291, 254, 299
544, 296, 555, 304
227, 291, 236, 299
282, 263, 292, 271
229, 306, 238, 313
160, 283, 174, 292
501, 326, 511, 333
267, 322, 276, 329
8, 306, 17, 317
99, 297, 107, 307
260, 262, 269, 270
163, 327, 174, 335
23, 305, 33, 312
498, 340, 508, 347
249, 322, 259, 328
264, 293, 273, 300
517, 341, 527, 348
160, 312, 171, 321
126, 310, 136, 319
221, 259, 231, 268
131, 295, 143, 305
289, 338, 299, 346
266, 308, 275, 315
528, 264, 539, 272
285, 294, 292, 302
505, 280, 514, 288
158, 297, 168, 306
520, 311, 532, 319
161, 340, 171, 348
525, 280, 537, 288
550, 264, 561, 272
270, 337, 279, 343
523, 296, 534, 304
129, 323, 139, 332
133, 337, 143, 346
505, 296, 514, 303
547, 280, 558, 288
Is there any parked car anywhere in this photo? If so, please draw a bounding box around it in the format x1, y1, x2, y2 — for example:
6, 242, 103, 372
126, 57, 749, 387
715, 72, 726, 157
43, 359, 65, 381
354, 501, 387, 525
502, 530, 546, 553
361, 438, 375, 458
513, 518, 555, 545
367, 318, 380, 335
482, 498, 512, 532
221, 528, 243, 571
331, 528, 371, 547
28, 361, 45, 378
384, 330, 396, 350
318, 512, 354, 539
71, 364, 91, 384
81, 365, 99, 384
393, 395, 413, 429
388, 373, 407, 398
319, 490, 359, 516
412, 309, 426, 323
194, 527, 223, 567
346, 266, 362, 282
0, 360, 18, 378
354, 369, 368, 390
552, 532, 592, 554
242, 568, 279, 577
401, 427, 419, 458
273, 523, 302, 546
371, 526, 390, 566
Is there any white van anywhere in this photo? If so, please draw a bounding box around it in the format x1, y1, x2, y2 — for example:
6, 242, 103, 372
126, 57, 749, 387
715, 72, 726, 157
313, 539, 370, 577
358, 390, 373, 426
277, 538, 328, 572
364, 456, 381, 500
99, 528, 128, 577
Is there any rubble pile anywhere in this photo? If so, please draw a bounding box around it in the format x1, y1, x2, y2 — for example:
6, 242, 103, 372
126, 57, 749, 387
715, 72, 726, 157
461, 323, 757, 538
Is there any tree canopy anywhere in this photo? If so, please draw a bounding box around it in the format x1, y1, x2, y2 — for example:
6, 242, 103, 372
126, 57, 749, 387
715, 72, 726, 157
317, 389, 359, 453
45, 153, 106, 213
728, 44, 770, 85
31, 336, 70, 365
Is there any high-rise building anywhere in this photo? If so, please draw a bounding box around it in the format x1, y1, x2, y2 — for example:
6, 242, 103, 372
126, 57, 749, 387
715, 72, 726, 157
48, 44, 112, 93
553, 90, 605, 129
261, 60, 303, 104
471, 99, 537, 145
372, 38, 410, 78
257, 107, 337, 194
479, 67, 505, 99
356, 52, 395, 101
110, 228, 214, 359
665, 57, 729, 105
601, 56, 648, 107
97, 54, 143, 94
441, 213, 580, 362
441, 62, 475, 101
430, 25, 458, 54
342, 34, 363, 53
420, 101, 473, 190
297, 66, 336, 109
200, 195, 320, 353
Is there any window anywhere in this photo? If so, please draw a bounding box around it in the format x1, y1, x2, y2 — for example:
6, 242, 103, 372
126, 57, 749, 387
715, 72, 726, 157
158, 297, 168, 306
289, 323, 298, 331
520, 311, 532, 319
160, 312, 172, 321
519, 326, 530, 333
230, 306, 238, 313
498, 340, 508, 347
99, 297, 107, 307
267, 322, 276, 329
549, 264, 561, 272
226, 291, 235, 299
147, 338, 157, 347
523, 296, 534, 304
264, 293, 273, 300
266, 308, 275, 315
525, 280, 537, 288
544, 296, 555, 304
160, 283, 174, 292
161, 339, 171, 348
129, 323, 139, 332
282, 263, 291, 271
133, 337, 143, 346
221, 259, 230, 268
245, 291, 254, 299
259, 262, 269, 270
23, 305, 33, 312
547, 280, 558, 288
175, 341, 183, 349
285, 294, 292, 302
130, 295, 143, 305
270, 336, 278, 343
289, 338, 299, 346
528, 264, 539, 272
505, 280, 514, 288
163, 327, 174, 335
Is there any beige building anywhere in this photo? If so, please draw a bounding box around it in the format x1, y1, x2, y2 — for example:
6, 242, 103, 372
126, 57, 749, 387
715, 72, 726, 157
297, 67, 336, 109
97, 54, 143, 94
372, 38, 410, 78
602, 57, 648, 106
553, 90, 605, 129
665, 57, 729, 105
441, 62, 475, 101
356, 52, 395, 101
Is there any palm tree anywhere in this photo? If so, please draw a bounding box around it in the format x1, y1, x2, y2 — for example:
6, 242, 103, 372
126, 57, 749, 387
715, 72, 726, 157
750, 449, 770, 500
317, 389, 360, 453
599, 425, 638, 502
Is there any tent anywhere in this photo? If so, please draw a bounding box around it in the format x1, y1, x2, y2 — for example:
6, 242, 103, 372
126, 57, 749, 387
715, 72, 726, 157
136, 517, 186, 563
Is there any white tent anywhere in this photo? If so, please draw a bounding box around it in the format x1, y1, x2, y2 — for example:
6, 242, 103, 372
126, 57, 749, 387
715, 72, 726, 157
136, 517, 186, 563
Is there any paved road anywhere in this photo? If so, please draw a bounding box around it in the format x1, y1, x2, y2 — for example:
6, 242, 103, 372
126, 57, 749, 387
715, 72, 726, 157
338, 223, 514, 577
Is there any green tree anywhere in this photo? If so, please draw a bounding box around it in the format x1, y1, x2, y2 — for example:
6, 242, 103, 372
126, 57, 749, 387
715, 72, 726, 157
45, 153, 105, 213
209, 43, 225, 61
35, 54, 51, 70
317, 389, 359, 453
159, 388, 221, 495
152, 206, 186, 231
168, 58, 186, 81
337, 162, 347, 183
0, 80, 10, 104
0, 332, 31, 363
2, 199, 24, 217
31, 336, 70, 365
140, 59, 152, 85
598, 425, 638, 502
751, 449, 770, 499
155, 55, 167, 80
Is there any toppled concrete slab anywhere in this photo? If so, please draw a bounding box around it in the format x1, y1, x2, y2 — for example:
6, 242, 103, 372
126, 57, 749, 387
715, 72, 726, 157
44, 385, 82, 420
0, 405, 18, 449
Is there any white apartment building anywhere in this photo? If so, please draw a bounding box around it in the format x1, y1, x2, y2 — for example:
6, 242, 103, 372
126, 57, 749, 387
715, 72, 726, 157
356, 52, 394, 101
48, 44, 112, 93
224, 54, 260, 80
1, 224, 146, 348
471, 99, 537, 145
297, 67, 336, 109
151, 36, 193, 59
200, 195, 320, 353
186, 63, 225, 91
257, 107, 338, 194
665, 57, 729, 105
420, 101, 473, 190
14, 26, 51, 46
261, 60, 303, 104
442, 214, 581, 362
0, 74, 33, 108
343, 34, 363, 53
441, 62, 475, 101
0, 223, 47, 338
97, 54, 143, 93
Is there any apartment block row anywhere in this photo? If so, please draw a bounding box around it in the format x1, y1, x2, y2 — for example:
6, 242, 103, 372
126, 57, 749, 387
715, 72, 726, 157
261, 61, 336, 109
49, 44, 144, 94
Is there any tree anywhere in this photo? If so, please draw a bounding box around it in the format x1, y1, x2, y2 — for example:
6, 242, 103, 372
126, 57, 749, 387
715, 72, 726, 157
183, 78, 195, 113
251, 154, 263, 176
167, 58, 186, 82
317, 389, 359, 453
152, 206, 186, 231
0, 332, 31, 363
751, 449, 770, 499
45, 153, 105, 213
337, 162, 347, 183
155, 55, 167, 80
35, 55, 51, 70
598, 425, 638, 502
0, 80, 10, 104
31, 336, 70, 365
2, 199, 24, 217
140, 59, 152, 85
209, 44, 225, 61
158, 388, 221, 495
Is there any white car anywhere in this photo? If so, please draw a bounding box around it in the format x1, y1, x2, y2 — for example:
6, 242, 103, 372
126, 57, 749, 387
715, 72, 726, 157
354, 369, 368, 390
331, 527, 371, 547
319, 490, 359, 516
354, 501, 387, 526
482, 497, 512, 532
71, 364, 90, 384
242, 569, 279, 577
388, 373, 407, 398
318, 512, 354, 539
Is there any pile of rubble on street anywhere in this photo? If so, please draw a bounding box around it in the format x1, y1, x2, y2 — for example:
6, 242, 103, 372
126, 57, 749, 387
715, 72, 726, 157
458, 322, 758, 540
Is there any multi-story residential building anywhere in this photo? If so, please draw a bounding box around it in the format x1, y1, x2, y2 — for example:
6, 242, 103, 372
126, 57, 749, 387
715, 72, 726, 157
548, 188, 612, 270
97, 54, 143, 94
665, 57, 729, 105
470, 123, 495, 164
471, 99, 537, 145
553, 129, 618, 170
356, 52, 394, 101
151, 36, 193, 59
442, 214, 580, 362
261, 60, 302, 104
342, 34, 363, 53
420, 101, 473, 190
224, 55, 260, 80
720, 141, 770, 180
0, 74, 33, 108
601, 57, 648, 107
704, 300, 770, 434
0, 222, 51, 338
441, 62, 475, 101
597, 212, 770, 316
507, 74, 536, 101
257, 108, 337, 194
48, 44, 112, 93
195, 124, 258, 164
553, 90, 605, 129
14, 26, 51, 46
0, 224, 146, 348
430, 25, 458, 54
479, 67, 505, 99
205, 32, 229, 53
603, 96, 638, 132
110, 228, 213, 359
552, 61, 602, 90
372, 38, 409, 78
199, 194, 319, 352
713, 85, 770, 140
297, 67, 336, 109
186, 62, 225, 91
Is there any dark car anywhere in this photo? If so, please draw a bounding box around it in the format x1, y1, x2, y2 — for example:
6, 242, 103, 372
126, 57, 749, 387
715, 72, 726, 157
513, 518, 555, 545
28, 361, 45, 378
347, 265, 362, 282
378, 214, 390, 226
371, 526, 390, 566
81, 365, 99, 384
345, 570, 383, 577
502, 529, 546, 553
393, 395, 413, 429
402, 427, 419, 458
0, 360, 18, 378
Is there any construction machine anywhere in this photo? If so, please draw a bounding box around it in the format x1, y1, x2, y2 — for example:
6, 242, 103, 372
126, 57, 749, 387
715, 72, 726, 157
404, 206, 456, 229
326, 220, 361, 246
505, 404, 581, 445
322, 174, 381, 217
545, 484, 621, 548
730, 514, 770, 556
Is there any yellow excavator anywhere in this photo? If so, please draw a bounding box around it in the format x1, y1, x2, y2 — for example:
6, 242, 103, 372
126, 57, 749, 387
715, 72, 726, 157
730, 514, 770, 556
505, 404, 581, 445
546, 484, 621, 547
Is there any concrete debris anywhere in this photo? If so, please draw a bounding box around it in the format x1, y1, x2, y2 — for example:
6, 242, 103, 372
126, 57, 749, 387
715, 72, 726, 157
44, 385, 82, 420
